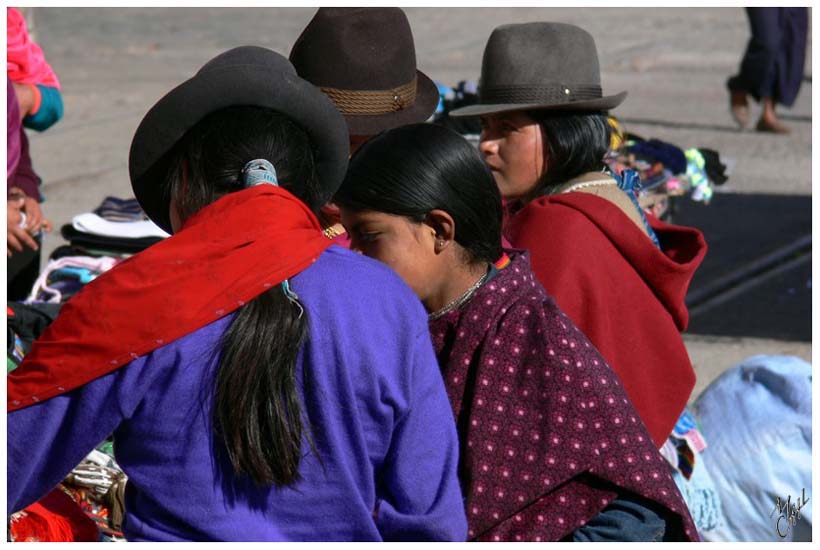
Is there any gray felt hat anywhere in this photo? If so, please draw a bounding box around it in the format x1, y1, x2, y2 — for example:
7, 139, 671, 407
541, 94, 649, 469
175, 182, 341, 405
450, 22, 627, 117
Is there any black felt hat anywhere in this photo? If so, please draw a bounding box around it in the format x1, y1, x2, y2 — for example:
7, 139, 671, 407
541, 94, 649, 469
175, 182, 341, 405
450, 22, 627, 117
289, 7, 439, 136
128, 46, 349, 233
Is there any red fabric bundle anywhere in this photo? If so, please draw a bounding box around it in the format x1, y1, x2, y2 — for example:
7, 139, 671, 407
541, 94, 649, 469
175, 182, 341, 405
9, 488, 98, 542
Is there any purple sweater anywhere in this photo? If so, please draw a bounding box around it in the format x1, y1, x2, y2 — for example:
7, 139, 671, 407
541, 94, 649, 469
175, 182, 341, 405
7, 246, 467, 541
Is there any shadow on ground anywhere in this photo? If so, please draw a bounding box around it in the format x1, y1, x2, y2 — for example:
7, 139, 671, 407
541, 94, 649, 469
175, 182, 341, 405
674, 192, 811, 342
620, 114, 812, 134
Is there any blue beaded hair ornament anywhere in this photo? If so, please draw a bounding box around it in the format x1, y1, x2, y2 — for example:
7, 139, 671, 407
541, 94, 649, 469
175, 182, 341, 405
241, 158, 304, 318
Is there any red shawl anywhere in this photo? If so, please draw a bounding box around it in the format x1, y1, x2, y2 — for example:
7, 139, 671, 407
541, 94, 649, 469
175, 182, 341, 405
506, 193, 706, 447
8, 185, 329, 411
429, 252, 697, 541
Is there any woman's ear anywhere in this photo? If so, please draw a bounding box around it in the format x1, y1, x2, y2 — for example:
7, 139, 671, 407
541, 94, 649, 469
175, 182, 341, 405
424, 209, 456, 254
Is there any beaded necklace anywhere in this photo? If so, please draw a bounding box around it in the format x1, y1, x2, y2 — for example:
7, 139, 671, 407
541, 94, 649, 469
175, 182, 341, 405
428, 268, 492, 321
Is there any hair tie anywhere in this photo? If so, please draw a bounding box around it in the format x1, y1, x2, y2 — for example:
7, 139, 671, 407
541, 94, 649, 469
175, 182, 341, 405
281, 279, 304, 319
240, 159, 301, 315
241, 159, 278, 187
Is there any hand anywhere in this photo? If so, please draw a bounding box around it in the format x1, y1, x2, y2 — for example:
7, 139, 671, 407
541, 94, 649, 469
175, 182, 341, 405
22, 196, 52, 234
7, 198, 38, 257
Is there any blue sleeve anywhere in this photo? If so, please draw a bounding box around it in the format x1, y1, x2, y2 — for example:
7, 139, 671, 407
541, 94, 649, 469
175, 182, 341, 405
571, 494, 667, 542
375, 330, 468, 541
23, 85, 63, 132
7, 354, 150, 513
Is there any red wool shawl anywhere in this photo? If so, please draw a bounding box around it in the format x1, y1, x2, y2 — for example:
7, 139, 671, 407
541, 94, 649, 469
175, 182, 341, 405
429, 252, 697, 541
506, 192, 706, 447
8, 185, 330, 412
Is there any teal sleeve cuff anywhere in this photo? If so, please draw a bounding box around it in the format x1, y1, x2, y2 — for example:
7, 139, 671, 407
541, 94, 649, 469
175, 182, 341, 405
23, 85, 63, 132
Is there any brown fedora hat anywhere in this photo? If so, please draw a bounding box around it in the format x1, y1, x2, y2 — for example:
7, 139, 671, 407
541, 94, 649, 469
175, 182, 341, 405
289, 7, 439, 136
450, 22, 627, 118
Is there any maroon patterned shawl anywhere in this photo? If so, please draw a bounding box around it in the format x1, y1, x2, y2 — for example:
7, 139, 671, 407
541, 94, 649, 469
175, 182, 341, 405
429, 251, 697, 541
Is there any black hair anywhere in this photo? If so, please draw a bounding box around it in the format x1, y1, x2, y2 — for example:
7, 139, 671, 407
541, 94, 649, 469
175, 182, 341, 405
334, 123, 503, 266
165, 106, 326, 218
528, 110, 612, 197
163, 106, 320, 486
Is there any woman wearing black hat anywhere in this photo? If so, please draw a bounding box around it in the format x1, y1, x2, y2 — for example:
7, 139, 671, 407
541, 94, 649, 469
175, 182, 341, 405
7, 46, 467, 542
289, 7, 440, 245
451, 22, 706, 468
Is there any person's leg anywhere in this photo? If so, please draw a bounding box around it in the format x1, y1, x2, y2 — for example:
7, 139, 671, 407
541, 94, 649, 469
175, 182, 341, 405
755, 7, 808, 134
772, 7, 809, 109
756, 97, 790, 133
729, 89, 749, 129
727, 8, 781, 128
7, 240, 41, 301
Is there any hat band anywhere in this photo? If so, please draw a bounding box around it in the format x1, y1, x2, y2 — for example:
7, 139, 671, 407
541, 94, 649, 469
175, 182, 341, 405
320, 76, 417, 116
480, 84, 602, 105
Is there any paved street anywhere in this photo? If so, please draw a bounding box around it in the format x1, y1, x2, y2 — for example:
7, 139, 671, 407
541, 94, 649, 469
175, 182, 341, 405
22, 7, 812, 398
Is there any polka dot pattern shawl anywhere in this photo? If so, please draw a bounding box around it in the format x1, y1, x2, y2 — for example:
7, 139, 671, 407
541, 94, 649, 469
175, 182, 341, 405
429, 252, 697, 541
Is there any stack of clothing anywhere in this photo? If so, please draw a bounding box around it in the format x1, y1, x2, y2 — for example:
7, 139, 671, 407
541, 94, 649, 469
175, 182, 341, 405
25, 197, 167, 305
660, 409, 724, 538
61, 196, 169, 255
606, 118, 730, 220
62, 447, 128, 542
25, 254, 118, 305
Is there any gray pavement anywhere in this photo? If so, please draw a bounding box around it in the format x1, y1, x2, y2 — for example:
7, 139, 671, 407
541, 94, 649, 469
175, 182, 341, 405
22, 7, 812, 398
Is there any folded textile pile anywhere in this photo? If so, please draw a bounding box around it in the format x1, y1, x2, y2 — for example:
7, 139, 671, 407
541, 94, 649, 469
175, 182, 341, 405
28, 197, 167, 305
607, 118, 731, 220
92, 196, 148, 222
25, 254, 119, 304
63, 447, 128, 542
660, 409, 724, 536
61, 196, 169, 255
